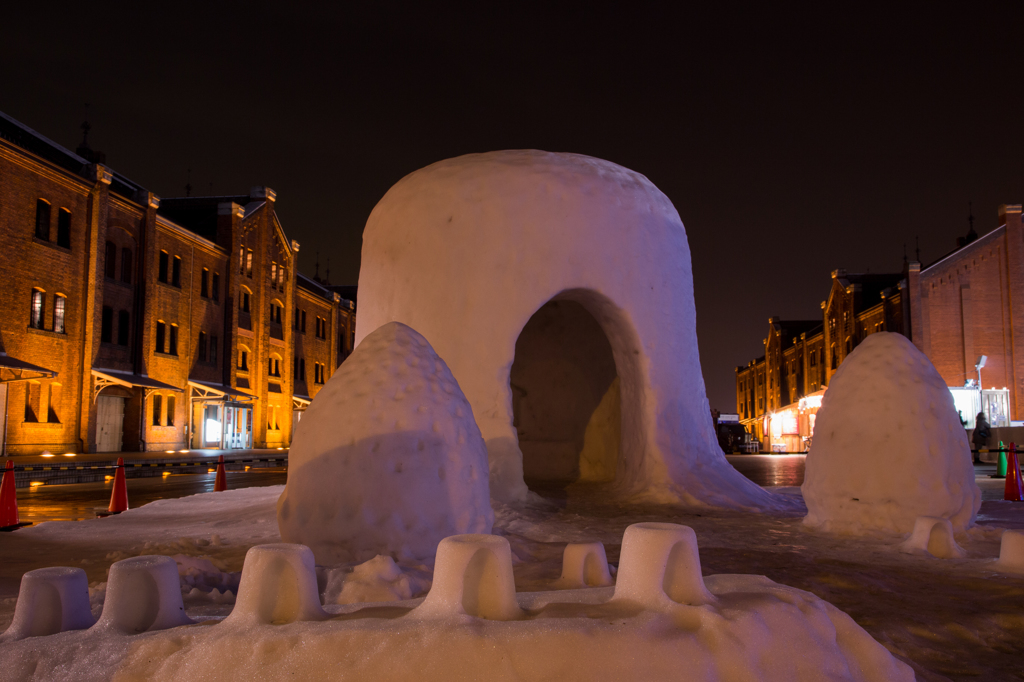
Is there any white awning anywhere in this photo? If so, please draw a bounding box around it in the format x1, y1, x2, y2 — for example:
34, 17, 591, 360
188, 380, 257, 403
93, 369, 181, 392
0, 352, 56, 383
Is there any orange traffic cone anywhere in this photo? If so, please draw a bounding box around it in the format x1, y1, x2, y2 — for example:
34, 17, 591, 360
214, 455, 227, 492
107, 457, 129, 514
1005, 443, 1024, 502
1, 460, 24, 530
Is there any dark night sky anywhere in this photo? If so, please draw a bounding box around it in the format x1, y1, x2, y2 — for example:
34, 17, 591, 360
3, 4, 1023, 410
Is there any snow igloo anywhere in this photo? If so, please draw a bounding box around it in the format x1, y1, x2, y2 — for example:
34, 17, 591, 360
357, 150, 775, 508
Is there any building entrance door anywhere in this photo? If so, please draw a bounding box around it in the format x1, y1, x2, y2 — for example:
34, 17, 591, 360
96, 396, 125, 452
225, 405, 252, 449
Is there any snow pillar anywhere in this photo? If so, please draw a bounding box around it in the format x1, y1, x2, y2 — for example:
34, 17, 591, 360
224, 543, 327, 626
996, 529, 1024, 572
94, 556, 193, 633
612, 523, 714, 609
2, 567, 94, 641
559, 541, 613, 588
415, 534, 523, 620
898, 516, 966, 558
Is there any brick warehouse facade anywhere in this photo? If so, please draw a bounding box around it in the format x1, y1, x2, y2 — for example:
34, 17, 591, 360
737, 206, 1024, 450
0, 110, 354, 455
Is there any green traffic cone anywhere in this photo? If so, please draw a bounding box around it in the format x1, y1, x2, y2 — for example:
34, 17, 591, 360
998, 441, 1008, 478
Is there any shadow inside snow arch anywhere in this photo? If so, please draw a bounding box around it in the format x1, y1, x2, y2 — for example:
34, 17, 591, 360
510, 288, 645, 493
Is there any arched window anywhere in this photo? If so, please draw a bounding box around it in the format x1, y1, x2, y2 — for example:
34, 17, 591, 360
121, 248, 132, 284
48, 382, 62, 423
238, 346, 250, 371
30, 289, 45, 329
117, 310, 130, 346
240, 287, 251, 313
830, 344, 837, 370
53, 294, 66, 334
57, 208, 71, 248
169, 324, 179, 355
152, 394, 163, 426
172, 256, 182, 287
24, 381, 41, 422
101, 306, 113, 343
166, 395, 176, 427
158, 251, 169, 283
104, 241, 117, 278
35, 200, 50, 240
155, 320, 166, 353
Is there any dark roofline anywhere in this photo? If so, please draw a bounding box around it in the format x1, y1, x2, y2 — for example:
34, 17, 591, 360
0, 109, 145, 202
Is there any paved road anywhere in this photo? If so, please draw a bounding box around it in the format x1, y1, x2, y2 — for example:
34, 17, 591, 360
12, 469, 287, 525
725, 454, 806, 487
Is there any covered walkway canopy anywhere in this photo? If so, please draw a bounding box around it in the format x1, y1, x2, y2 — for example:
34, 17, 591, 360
92, 369, 181, 402
187, 380, 256, 403
0, 352, 56, 383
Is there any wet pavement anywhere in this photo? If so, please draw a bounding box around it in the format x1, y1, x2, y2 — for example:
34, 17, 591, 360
11, 469, 287, 525
725, 454, 805, 487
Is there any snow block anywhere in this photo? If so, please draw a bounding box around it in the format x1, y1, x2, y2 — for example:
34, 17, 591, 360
803, 333, 981, 535
559, 541, 613, 588
224, 544, 327, 626
94, 555, 193, 634
995, 529, 1024, 573
2, 567, 94, 641
414, 534, 523, 620
278, 321, 493, 563
612, 522, 714, 609
898, 516, 966, 558
355, 150, 779, 510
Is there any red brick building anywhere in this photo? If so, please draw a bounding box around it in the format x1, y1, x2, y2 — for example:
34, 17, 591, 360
0, 110, 355, 455
737, 205, 1023, 450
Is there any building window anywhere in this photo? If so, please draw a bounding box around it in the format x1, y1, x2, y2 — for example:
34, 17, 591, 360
241, 291, 250, 313
212, 273, 220, 303
53, 295, 66, 334
301, 310, 306, 333
246, 249, 253, 278
166, 395, 175, 427
271, 263, 278, 290
158, 251, 169, 283
169, 324, 178, 355
172, 256, 182, 287
239, 246, 245, 274
268, 405, 279, 431
268, 357, 280, 377
101, 306, 113, 343
238, 349, 248, 371
118, 310, 130, 346
210, 335, 218, 365
35, 200, 50, 240
104, 241, 117, 278
30, 289, 45, 329
278, 266, 284, 290
198, 331, 207, 362
156, 321, 166, 353
25, 382, 41, 422
201, 268, 209, 298
153, 394, 162, 426
57, 209, 71, 248
121, 248, 132, 284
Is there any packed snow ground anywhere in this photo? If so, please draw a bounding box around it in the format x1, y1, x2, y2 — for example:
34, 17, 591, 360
1, 476, 1022, 681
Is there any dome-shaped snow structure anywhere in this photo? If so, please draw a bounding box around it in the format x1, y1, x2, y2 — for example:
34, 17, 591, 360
356, 150, 776, 508
277, 322, 493, 562
803, 332, 981, 534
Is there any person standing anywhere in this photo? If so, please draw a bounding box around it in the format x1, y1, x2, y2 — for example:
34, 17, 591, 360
973, 412, 991, 464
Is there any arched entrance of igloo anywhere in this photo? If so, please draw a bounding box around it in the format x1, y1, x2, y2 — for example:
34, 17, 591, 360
510, 291, 626, 490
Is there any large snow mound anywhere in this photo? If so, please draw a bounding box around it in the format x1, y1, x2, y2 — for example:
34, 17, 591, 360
803, 332, 980, 534
356, 149, 781, 510
277, 322, 493, 563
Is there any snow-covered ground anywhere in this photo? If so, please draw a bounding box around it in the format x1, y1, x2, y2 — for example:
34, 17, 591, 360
1, 476, 1022, 681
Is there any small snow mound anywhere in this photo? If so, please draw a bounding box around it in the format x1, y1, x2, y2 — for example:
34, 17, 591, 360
277, 322, 493, 563
995, 529, 1024, 573
322, 555, 432, 605
803, 332, 980, 535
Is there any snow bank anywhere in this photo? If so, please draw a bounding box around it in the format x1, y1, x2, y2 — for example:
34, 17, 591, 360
278, 322, 493, 563
803, 332, 981, 534
356, 150, 780, 509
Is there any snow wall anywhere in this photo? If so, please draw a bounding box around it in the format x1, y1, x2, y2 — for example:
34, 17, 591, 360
356, 150, 777, 509
803, 332, 981, 534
